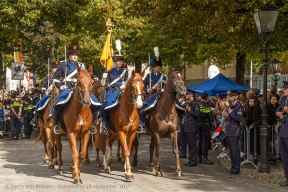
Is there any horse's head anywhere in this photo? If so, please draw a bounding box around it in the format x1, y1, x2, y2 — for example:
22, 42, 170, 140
92, 79, 104, 103
168, 67, 186, 96
75, 65, 94, 107
126, 70, 145, 109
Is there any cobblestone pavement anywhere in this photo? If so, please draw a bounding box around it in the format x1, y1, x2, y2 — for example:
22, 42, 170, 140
0, 131, 286, 192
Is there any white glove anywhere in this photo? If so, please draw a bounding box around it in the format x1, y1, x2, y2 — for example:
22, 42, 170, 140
120, 84, 126, 89
60, 85, 68, 91
41, 87, 46, 91
102, 73, 108, 79
147, 88, 152, 93
161, 89, 164, 92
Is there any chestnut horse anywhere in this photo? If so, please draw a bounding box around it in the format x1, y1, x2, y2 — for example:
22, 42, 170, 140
54, 65, 95, 184
36, 84, 59, 167
102, 70, 145, 180
134, 69, 186, 177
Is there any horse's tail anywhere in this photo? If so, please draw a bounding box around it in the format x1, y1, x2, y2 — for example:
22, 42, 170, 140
88, 134, 94, 151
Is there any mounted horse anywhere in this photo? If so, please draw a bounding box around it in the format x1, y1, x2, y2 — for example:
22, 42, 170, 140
54, 65, 102, 184
134, 68, 186, 177
36, 84, 59, 167
100, 70, 145, 180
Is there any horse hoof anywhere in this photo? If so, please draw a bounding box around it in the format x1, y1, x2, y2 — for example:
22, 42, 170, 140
45, 159, 49, 164
176, 171, 183, 177
117, 158, 121, 162
73, 178, 83, 184
96, 163, 101, 167
131, 160, 138, 167
58, 169, 64, 174
155, 171, 163, 177
125, 174, 134, 180
149, 167, 155, 172
104, 168, 111, 174
48, 165, 55, 169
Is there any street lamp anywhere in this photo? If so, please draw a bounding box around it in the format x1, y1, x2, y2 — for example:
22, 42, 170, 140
270, 58, 282, 86
253, 0, 280, 173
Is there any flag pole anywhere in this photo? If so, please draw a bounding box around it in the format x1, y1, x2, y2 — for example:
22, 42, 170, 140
106, 19, 114, 73
64, 45, 67, 86
47, 58, 50, 88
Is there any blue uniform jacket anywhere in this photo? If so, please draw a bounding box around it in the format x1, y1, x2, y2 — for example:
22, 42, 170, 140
53, 60, 85, 89
184, 99, 200, 133
226, 101, 244, 137
143, 72, 167, 93
40, 75, 53, 90
176, 100, 185, 124
276, 96, 288, 139
106, 67, 128, 96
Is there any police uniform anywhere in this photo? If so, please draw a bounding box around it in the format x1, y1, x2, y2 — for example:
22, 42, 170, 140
183, 90, 200, 166
176, 98, 187, 158
22, 97, 34, 139
9, 94, 22, 140
197, 93, 214, 164
138, 56, 167, 133
276, 81, 288, 186
225, 91, 243, 174
100, 51, 128, 134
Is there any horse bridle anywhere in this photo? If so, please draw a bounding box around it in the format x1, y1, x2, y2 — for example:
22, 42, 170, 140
76, 78, 93, 106
169, 71, 184, 95
121, 78, 143, 106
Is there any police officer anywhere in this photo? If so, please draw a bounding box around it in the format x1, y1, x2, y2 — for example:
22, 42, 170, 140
100, 51, 128, 134
22, 96, 34, 139
8, 93, 22, 140
276, 81, 288, 187
197, 92, 214, 164
176, 95, 187, 158
52, 45, 86, 134
183, 89, 200, 167
2, 91, 11, 106
138, 50, 167, 133
223, 90, 243, 174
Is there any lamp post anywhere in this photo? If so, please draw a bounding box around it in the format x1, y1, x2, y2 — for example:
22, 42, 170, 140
253, 0, 280, 173
270, 58, 282, 86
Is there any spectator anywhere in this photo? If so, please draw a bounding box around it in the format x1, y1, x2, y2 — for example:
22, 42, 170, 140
243, 96, 262, 161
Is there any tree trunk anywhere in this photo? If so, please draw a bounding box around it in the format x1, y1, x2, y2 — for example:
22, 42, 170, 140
135, 57, 142, 73
235, 52, 246, 85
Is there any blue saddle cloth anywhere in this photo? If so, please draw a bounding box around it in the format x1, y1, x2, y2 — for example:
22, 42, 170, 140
103, 89, 121, 111
33, 98, 39, 107
143, 93, 159, 112
51, 89, 102, 115
36, 95, 51, 112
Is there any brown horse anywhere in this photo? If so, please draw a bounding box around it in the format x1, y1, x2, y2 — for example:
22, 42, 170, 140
55, 65, 95, 184
101, 70, 145, 180
36, 84, 59, 167
134, 68, 186, 177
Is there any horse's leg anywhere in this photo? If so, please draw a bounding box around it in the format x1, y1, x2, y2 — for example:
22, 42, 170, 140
77, 132, 90, 183
107, 133, 118, 165
55, 134, 64, 174
116, 139, 122, 162
67, 133, 82, 184
53, 139, 58, 165
154, 133, 162, 176
101, 134, 110, 173
118, 131, 133, 180
125, 131, 136, 180
149, 136, 155, 172
170, 131, 183, 176
132, 133, 140, 167
83, 136, 91, 164
46, 127, 55, 169
42, 129, 49, 164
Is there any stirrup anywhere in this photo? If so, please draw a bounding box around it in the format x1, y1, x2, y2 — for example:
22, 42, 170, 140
90, 125, 97, 134
136, 126, 143, 133
100, 127, 108, 135
30, 118, 36, 126
142, 126, 147, 133
53, 125, 61, 134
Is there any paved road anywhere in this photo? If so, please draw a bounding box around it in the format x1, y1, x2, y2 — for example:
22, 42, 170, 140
0, 131, 286, 192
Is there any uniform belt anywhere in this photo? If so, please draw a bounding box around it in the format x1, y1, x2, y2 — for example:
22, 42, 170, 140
66, 78, 77, 83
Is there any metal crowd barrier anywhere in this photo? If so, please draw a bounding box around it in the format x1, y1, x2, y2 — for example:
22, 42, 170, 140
271, 125, 280, 160
240, 126, 258, 170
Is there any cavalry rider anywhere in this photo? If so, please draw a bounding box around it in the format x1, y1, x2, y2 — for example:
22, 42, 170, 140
99, 51, 128, 134
31, 61, 59, 125
138, 49, 167, 133
31, 84, 41, 106
52, 45, 101, 134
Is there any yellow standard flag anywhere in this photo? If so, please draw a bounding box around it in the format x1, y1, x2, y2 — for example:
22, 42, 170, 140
100, 33, 114, 71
